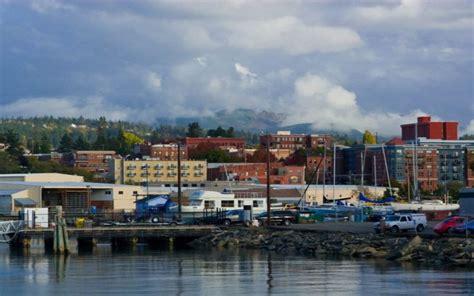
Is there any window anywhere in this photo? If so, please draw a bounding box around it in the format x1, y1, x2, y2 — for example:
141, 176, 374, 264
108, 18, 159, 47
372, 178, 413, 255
401, 217, 407, 222
253, 200, 263, 208
133, 191, 138, 194
105, 191, 112, 195
238, 200, 244, 207
204, 200, 215, 209
118, 191, 123, 195
221, 200, 234, 207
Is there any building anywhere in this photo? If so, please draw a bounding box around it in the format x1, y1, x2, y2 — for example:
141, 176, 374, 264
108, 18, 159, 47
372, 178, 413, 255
458, 188, 474, 216
404, 146, 439, 193
109, 159, 207, 186
184, 137, 245, 150
401, 116, 458, 141
260, 131, 333, 152
466, 147, 474, 187
72, 150, 117, 179
207, 163, 305, 185
0, 173, 84, 183
0, 173, 146, 214
133, 143, 188, 160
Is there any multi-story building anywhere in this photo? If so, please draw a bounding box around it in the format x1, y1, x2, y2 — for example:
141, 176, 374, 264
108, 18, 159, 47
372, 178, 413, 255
404, 146, 439, 193
207, 163, 305, 185
109, 159, 207, 186
417, 138, 474, 188
466, 147, 474, 187
134, 143, 188, 160
73, 150, 116, 179
184, 137, 245, 150
401, 116, 458, 141
260, 131, 333, 152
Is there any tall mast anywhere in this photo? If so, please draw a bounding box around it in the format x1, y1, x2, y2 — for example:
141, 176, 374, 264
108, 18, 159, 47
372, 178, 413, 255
373, 155, 377, 197
414, 122, 419, 201
323, 138, 326, 200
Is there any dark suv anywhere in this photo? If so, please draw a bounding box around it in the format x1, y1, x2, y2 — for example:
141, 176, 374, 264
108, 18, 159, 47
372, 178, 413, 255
257, 211, 297, 226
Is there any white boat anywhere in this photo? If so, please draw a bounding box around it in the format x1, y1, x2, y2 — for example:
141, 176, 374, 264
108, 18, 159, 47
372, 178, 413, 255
390, 200, 459, 212
168, 190, 268, 214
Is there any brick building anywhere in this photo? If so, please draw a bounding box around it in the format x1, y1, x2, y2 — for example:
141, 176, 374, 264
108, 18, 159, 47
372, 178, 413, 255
260, 131, 332, 152
134, 143, 188, 160
466, 147, 474, 187
184, 137, 245, 150
401, 116, 458, 141
207, 163, 305, 185
404, 146, 439, 193
73, 150, 116, 179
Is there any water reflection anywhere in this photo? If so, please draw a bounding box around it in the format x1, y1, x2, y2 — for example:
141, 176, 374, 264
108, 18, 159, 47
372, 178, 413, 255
0, 244, 472, 295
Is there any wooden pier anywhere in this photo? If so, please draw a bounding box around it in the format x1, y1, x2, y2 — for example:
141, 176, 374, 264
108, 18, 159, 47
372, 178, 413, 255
11, 225, 219, 253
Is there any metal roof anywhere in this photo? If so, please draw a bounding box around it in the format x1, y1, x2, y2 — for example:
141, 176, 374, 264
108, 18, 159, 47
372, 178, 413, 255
14, 198, 37, 207
0, 181, 140, 189
0, 189, 25, 195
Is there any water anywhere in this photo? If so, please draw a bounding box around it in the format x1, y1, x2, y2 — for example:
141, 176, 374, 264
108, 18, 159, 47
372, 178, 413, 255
0, 244, 472, 295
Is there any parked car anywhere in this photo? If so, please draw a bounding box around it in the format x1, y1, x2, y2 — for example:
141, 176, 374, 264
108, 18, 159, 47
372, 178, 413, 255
433, 216, 467, 234
374, 213, 427, 233
256, 211, 297, 226
453, 219, 474, 234
222, 209, 244, 226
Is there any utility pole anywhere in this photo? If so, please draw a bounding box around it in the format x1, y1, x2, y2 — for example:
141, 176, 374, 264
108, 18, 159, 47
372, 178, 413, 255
266, 134, 271, 226
177, 141, 182, 219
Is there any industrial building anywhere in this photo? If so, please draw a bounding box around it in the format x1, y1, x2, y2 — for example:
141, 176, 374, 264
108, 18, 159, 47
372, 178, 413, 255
0, 173, 146, 215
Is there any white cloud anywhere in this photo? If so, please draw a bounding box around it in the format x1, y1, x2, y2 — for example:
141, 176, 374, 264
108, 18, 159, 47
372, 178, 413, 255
195, 56, 208, 66
30, 0, 74, 13
146, 72, 162, 92
235, 63, 257, 78
351, 0, 473, 30
282, 74, 429, 135
227, 16, 363, 54
462, 120, 474, 135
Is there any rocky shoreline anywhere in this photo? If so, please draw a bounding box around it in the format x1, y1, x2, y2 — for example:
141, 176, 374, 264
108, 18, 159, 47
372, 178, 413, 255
190, 228, 473, 267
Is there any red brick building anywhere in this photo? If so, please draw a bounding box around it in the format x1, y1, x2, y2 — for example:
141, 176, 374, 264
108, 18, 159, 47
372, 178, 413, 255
207, 163, 305, 185
404, 147, 439, 192
134, 143, 187, 160
184, 137, 245, 150
260, 132, 333, 152
466, 147, 474, 187
73, 150, 116, 178
401, 116, 458, 141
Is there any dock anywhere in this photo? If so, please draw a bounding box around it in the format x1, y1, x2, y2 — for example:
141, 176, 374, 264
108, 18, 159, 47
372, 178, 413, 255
9, 225, 219, 253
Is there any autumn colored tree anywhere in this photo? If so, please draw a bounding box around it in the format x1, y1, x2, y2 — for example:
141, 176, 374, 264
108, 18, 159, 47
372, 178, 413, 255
362, 130, 377, 144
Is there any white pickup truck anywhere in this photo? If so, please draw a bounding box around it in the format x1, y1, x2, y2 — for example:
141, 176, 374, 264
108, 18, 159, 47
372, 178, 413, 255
374, 213, 427, 233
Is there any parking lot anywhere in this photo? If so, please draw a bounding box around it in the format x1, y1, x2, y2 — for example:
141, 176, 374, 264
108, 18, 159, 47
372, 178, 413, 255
271, 221, 448, 236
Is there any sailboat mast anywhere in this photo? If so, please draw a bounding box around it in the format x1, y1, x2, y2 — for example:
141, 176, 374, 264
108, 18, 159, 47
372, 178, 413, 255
374, 155, 377, 197
414, 122, 419, 200
381, 144, 393, 196
323, 138, 326, 200
332, 143, 336, 205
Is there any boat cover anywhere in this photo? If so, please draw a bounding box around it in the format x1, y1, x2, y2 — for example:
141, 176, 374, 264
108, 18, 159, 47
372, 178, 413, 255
358, 193, 395, 204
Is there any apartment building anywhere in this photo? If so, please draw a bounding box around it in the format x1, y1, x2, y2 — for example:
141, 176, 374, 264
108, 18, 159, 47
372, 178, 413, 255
109, 158, 207, 186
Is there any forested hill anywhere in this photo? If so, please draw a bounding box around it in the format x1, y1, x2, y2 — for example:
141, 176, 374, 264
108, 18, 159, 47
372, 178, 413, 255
0, 117, 162, 150
0, 115, 362, 151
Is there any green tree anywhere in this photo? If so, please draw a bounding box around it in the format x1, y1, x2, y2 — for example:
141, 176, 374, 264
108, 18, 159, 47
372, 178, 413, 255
0, 151, 21, 173
58, 133, 74, 152
226, 127, 235, 138
5, 130, 24, 159
362, 130, 377, 144
39, 135, 51, 153
73, 135, 90, 150
186, 122, 203, 138
446, 181, 465, 202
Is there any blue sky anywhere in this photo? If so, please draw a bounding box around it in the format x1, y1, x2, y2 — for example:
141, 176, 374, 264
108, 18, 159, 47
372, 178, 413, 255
1, 0, 473, 135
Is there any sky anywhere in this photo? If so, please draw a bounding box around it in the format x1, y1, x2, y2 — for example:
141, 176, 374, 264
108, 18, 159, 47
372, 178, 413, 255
1, 0, 473, 136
